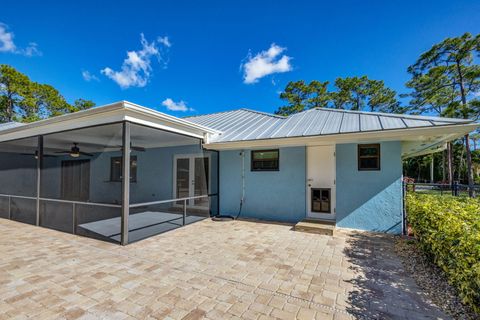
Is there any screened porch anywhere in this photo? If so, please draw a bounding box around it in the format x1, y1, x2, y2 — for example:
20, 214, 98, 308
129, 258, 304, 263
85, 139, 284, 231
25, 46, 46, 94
0, 121, 218, 245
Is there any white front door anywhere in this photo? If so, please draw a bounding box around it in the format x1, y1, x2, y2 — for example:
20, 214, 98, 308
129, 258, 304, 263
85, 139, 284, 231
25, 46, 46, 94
173, 154, 210, 208
306, 145, 336, 219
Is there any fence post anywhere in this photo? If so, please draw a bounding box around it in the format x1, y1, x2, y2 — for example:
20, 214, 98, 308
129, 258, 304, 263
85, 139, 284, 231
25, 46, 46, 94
8, 196, 11, 220
402, 180, 407, 235
453, 181, 459, 196
72, 203, 76, 234
183, 199, 186, 226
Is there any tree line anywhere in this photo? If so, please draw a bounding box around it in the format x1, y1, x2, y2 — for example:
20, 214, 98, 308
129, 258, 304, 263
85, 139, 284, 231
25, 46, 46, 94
0, 64, 95, 123
276, 33, 480, 196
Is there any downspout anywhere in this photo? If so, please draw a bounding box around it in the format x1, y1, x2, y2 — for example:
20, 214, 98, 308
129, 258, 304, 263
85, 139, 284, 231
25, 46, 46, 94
235, 150, 245, 219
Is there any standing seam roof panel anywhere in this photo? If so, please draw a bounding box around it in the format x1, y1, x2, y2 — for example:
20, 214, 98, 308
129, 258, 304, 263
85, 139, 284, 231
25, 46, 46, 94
192, 112, 236, 126
198, 110, 246, 129
214, 112, 260, 134
432, 121, 455, 126
271, 112, 308, 138
287, 109, 320, 137
303, 110, 331, 136
207, 110, 256, 131
360, 114, 382, 131
402, 119, 434, 127
340, 113, 360, 133
240, 117, 284, 141
321, 112, 344, 134
220, 115, 271, 141
379, 116, 406, 129
255, 118, 288, 139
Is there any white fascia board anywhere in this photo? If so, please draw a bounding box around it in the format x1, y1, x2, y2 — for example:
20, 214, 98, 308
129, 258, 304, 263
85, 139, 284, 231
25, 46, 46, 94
203, 123, 480, 150
0, 104, 126, 142
122, 101, 221, 135
0, 101, 219, 143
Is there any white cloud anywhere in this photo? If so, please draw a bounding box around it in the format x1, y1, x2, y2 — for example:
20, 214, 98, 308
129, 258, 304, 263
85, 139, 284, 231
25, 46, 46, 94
82, 70, 99, 82
241, 43, 292, 84
101, 33, 170, 89
162, 98, 193, 112
0, 23, 41, 56
23, 42, 42, 57
0, 23, 16, 53
157, 36, 171, 48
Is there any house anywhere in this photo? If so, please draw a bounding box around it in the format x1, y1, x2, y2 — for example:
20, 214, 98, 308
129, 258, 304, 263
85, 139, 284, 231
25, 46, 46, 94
0, 101, 476, 244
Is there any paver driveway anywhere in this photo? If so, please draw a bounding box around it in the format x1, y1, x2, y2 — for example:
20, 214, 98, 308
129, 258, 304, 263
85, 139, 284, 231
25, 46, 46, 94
0, 218, 447, 320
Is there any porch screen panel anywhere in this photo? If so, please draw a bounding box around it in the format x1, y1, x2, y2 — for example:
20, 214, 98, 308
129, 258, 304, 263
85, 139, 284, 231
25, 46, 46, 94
0, 137, 38, 224
126, 123, 218, 243
40, 123, 123, 243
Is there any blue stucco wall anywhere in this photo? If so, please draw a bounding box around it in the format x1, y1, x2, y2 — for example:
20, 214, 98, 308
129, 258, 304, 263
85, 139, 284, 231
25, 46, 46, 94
38, 144, 218, 205
335, 141, 403, 234
219, 147, 306, 222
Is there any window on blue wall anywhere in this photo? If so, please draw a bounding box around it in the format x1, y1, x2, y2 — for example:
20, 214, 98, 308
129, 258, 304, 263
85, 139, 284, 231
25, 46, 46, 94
110, 156, 137, 182
358, 144, 380, 171
251, 149, 279, 171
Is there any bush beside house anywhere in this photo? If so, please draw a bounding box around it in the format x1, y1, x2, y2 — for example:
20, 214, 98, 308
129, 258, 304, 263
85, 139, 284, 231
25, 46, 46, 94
406, 194, 480, 312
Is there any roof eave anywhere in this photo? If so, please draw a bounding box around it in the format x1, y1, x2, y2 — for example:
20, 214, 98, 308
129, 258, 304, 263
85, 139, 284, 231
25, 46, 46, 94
0, 101, 220, 143
203, 123, 480, 150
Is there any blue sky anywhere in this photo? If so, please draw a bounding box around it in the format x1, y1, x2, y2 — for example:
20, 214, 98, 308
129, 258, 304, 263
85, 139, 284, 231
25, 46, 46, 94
1, 0, 479, 116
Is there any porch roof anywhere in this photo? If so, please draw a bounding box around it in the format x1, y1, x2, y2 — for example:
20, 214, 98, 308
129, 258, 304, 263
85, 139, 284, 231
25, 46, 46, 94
0, 101, 219, 143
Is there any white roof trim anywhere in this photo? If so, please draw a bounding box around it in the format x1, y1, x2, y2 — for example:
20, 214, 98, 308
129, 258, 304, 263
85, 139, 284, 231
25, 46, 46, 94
0, 101, 220, 143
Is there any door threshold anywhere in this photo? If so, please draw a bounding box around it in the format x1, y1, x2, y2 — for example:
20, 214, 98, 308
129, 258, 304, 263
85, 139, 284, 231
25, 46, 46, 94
304, 217, 336, 225
295, 219, 335, 235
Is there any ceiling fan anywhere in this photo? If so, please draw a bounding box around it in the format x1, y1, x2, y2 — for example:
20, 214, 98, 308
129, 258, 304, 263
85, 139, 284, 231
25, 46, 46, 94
55, 143, 93, 158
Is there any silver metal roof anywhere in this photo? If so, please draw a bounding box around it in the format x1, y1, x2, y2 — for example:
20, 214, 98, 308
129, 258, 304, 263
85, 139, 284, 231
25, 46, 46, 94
186, 108, 473, 143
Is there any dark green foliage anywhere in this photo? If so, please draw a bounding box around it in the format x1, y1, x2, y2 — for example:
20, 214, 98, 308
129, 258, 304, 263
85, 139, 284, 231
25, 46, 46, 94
0, 64, 95, 123
405, 32, 480, 196
406, 32, 480, 118
276, 80, 330, 115
407, 193, 480, 312
275, 76, 401, 116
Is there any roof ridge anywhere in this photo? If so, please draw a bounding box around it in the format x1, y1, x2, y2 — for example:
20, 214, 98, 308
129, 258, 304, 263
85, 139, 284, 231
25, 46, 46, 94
185, 108, 286, 119
184, 108, 242, 119
313, 107, 472, 123
239, 108, 286, 119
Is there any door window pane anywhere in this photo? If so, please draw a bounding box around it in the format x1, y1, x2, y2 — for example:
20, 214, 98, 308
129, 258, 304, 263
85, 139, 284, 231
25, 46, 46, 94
311, 188, 331, 213
176, 158, 190, 200
194, 157, 209, 206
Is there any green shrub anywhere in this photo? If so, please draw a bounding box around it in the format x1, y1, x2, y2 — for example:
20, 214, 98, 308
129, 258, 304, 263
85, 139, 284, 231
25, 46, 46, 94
406, 194, 480, 312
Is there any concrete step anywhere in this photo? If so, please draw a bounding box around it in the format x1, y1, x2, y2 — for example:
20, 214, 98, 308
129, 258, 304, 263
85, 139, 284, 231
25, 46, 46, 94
294, 219, 335, 236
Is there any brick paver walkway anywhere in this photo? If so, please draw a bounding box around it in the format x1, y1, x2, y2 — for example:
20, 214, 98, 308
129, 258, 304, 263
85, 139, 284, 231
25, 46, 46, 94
0, 218, 448, 319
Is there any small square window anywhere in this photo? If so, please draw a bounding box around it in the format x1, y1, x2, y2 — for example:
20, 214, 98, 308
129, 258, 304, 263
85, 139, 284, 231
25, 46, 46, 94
251, 149, 279, 171
110, 156, 137, 182
358, 144, 380, 171
311, 188, 331, 213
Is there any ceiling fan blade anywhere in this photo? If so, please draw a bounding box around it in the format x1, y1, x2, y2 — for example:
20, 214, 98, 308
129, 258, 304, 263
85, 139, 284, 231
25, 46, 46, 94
131, 146, 146, 152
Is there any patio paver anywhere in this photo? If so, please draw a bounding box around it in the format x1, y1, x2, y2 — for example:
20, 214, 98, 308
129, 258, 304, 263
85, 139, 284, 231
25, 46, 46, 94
0, 218, 448, 319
